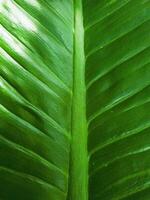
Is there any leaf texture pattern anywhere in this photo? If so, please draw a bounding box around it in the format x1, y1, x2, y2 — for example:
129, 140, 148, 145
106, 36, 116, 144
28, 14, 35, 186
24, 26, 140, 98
0, 0, 150, 200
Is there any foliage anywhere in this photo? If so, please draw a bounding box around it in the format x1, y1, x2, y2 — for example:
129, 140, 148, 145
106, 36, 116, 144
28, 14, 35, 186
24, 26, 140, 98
0, 0, 150, 199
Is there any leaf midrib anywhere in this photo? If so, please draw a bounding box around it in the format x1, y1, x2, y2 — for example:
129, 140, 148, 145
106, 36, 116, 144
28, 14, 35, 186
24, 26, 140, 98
67, 0, 88, 200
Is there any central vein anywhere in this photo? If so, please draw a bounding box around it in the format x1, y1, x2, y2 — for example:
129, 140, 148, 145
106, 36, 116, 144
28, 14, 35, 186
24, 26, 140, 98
68, 0, 88, 200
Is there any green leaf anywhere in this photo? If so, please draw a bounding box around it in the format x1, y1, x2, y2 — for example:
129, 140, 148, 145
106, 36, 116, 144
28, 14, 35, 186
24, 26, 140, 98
0, 0, 150, 200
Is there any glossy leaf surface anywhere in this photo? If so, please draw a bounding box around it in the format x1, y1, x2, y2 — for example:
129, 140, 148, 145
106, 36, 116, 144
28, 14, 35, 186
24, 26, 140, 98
0, 0, 150, 200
